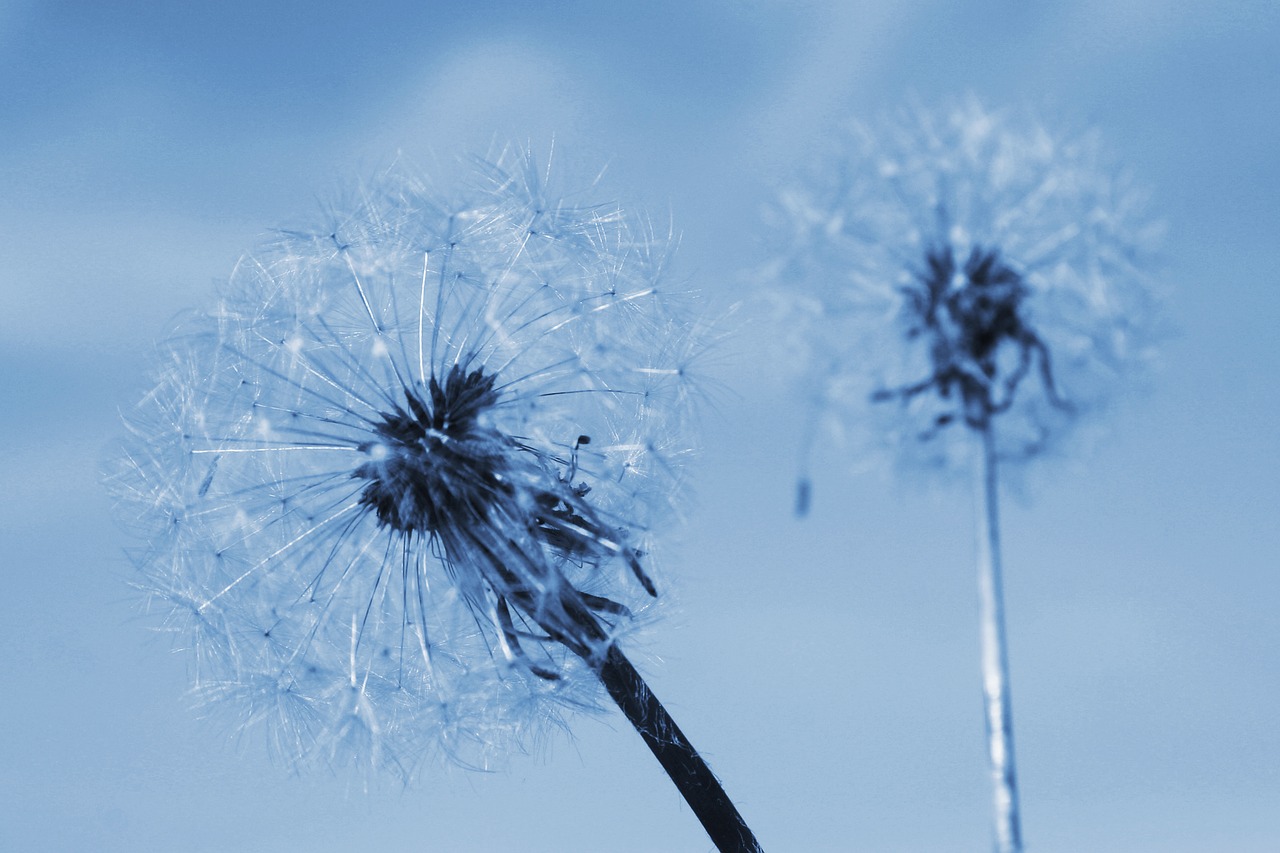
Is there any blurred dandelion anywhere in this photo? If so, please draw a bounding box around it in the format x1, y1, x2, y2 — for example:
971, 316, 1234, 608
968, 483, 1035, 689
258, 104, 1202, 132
107, 149, 761, 852
761, 98, 1161, 853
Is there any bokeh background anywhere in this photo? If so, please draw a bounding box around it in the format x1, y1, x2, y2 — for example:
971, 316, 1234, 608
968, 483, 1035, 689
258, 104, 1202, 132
2, 2, 1278, 850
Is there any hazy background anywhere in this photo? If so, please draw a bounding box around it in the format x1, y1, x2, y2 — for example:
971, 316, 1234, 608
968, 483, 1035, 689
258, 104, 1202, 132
2, 2, 1277, 850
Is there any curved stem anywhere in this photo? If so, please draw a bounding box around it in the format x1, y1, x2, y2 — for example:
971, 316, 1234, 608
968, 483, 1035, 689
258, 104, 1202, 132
976, 422, 1023, 853
595, 644, 764, 852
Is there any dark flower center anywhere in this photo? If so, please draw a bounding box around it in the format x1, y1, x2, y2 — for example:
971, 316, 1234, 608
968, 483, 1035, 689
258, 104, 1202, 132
354, 364, 507, 535
352, 361, 655, 620
876, 243, 1061, 433
914, 244, 1028, 383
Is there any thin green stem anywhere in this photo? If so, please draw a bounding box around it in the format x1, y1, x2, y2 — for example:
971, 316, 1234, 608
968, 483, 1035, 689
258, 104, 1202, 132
976, 422, 1023, 853
595, 644, 764, 853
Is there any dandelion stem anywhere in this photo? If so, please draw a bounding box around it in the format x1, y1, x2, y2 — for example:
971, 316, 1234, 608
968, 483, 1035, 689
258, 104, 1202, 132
975, 421, 1022, 853
595, 644, 764, 852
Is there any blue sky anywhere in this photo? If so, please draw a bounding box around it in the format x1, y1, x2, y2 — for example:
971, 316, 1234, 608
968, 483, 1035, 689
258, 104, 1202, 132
2, 2, 1278, 850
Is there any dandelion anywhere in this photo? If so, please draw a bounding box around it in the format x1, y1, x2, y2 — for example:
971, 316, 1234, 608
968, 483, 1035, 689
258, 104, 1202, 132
107, 149, 761, 852
761, 98, 1160, 853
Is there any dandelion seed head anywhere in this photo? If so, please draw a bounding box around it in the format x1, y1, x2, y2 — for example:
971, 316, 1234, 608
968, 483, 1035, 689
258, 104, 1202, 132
105, 149, 704, 779
762, 97, 1162, 488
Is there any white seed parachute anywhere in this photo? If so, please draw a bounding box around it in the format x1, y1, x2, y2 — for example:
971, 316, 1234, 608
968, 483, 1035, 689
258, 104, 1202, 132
107, 150, 704, 778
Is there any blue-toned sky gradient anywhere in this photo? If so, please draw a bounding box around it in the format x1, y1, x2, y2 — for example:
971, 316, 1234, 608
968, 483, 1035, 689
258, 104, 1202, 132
2, 2, 1278, 850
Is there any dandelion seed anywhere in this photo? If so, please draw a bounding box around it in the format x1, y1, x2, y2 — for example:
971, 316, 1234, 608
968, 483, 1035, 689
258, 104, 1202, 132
107, 149, 761, 852
761, 98, 1161, 853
